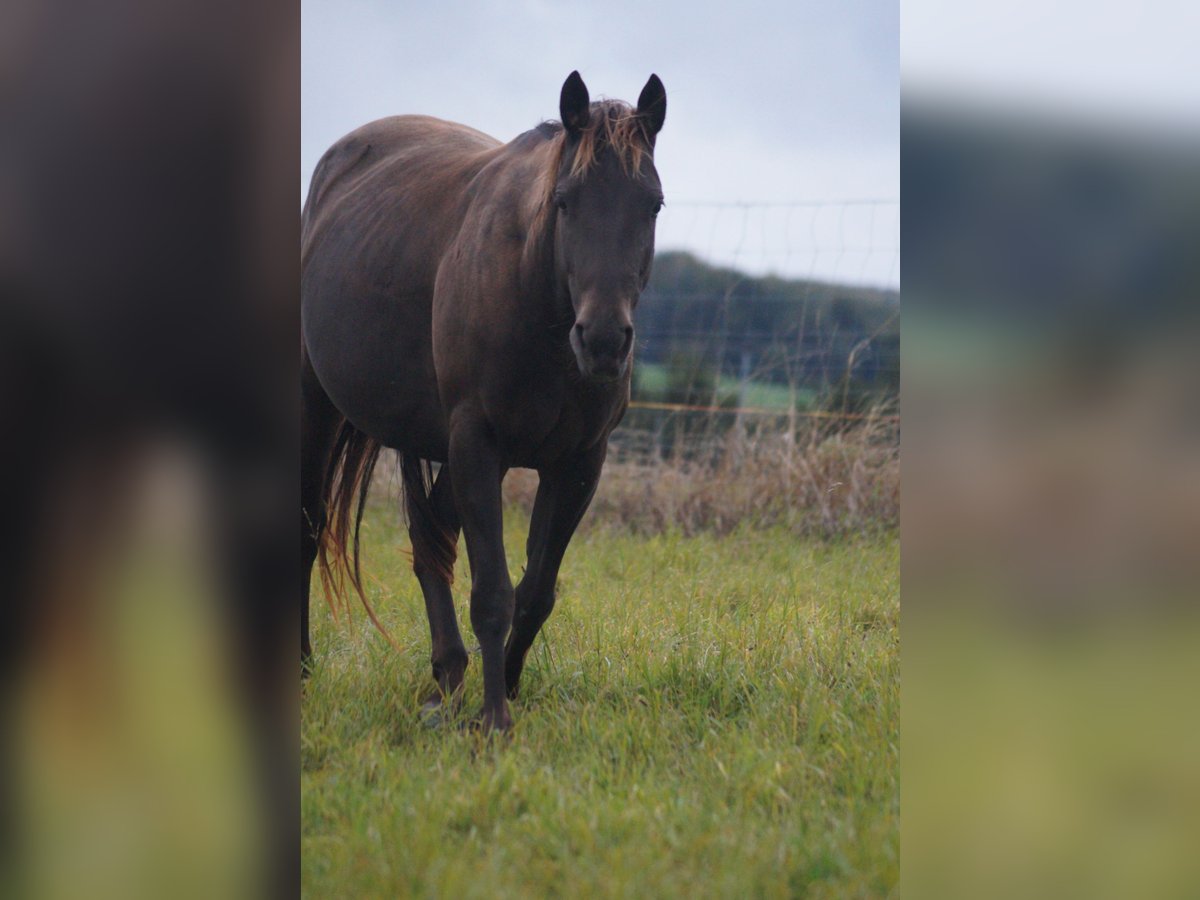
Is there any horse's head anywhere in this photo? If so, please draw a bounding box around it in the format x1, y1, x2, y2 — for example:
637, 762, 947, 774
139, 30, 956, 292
553, 72, 666, 382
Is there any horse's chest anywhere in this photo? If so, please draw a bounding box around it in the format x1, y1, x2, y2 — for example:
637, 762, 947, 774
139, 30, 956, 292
497, 393, 618, 469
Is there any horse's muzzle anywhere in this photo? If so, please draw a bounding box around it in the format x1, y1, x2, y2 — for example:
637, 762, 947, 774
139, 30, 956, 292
571, 320, 633, 381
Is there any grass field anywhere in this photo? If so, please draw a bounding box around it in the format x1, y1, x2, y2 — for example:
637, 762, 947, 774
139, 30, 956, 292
302, 498, 899, 898
633, 361, 817, 410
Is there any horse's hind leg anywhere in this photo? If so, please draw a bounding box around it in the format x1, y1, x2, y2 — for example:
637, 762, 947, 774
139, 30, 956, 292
300, 363, 341, 669
406, 462, 467, 715
504, 444, 606, 700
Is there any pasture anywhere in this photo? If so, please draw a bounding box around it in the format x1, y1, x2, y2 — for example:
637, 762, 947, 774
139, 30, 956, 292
302, 493, 899, 897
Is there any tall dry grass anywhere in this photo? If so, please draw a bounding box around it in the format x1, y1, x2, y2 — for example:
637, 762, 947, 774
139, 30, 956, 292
504, 413, 899, 539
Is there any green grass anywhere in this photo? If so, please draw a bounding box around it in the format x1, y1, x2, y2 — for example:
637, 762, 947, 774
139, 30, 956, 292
302, 501, 899, 898
633, 361, 817, 410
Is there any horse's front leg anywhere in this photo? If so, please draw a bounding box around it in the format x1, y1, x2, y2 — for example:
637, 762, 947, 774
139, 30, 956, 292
505, 443, 605, 700
447, 414, 514, 732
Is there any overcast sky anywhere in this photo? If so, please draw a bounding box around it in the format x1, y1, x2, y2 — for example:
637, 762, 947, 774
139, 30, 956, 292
903, 0, 1200, 126
302, 0, 899, 286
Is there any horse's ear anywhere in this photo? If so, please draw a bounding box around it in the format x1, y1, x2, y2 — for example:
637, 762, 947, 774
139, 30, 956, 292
560, 71, 591, 135
636, 74, 667, 138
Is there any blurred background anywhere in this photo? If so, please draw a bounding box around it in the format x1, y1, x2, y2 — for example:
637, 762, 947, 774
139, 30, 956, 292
903, 0, 1200, 896
1, 0, 298, 896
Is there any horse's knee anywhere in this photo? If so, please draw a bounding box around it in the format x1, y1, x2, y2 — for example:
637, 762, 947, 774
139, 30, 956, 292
469, 577, 514, 641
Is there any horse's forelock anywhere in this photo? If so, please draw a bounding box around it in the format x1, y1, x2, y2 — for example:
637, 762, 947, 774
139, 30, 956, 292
565, 101, 653, 179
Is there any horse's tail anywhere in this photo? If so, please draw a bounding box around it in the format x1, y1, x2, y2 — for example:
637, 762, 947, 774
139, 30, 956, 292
315, 419, 396, 646
316, 420, 457, 645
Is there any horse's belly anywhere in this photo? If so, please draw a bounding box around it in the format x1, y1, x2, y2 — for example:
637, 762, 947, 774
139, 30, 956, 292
326, 369, 448, 461
368, 404, 448, 461
303, 297, 449, 460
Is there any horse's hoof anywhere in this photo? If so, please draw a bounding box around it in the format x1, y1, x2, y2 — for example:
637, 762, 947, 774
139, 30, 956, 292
419, 700, 449, 728
463, 705, 513, 735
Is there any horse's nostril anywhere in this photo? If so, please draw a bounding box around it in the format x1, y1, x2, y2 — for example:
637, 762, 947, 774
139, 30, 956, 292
573, 323, 586, 347
621, 326, 634, 356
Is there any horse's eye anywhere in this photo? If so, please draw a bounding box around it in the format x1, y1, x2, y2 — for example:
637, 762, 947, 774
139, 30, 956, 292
556, 196, 568, 212
652, 199, 664, 216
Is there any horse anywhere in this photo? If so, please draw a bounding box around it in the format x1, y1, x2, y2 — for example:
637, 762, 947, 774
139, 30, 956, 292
301, 72, 666, 731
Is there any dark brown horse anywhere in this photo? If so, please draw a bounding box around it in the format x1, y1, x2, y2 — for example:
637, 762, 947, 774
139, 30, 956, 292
301, 72, 666, 731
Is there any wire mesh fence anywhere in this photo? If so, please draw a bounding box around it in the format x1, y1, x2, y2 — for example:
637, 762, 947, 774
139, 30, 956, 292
617, 200, 900, 465
655, 199, 900, 287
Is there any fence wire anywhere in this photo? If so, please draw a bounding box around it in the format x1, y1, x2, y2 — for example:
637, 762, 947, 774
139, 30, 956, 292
618, 200, 900, 463
655, 199, 900, 288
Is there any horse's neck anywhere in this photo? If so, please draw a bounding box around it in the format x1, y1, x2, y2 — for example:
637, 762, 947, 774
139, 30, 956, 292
516, 185, 566, 318
500, 136, 573, 329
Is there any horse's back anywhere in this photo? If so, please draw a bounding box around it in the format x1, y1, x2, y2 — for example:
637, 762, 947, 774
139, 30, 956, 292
302, 116, 499, 262
301, 116, 501, 456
